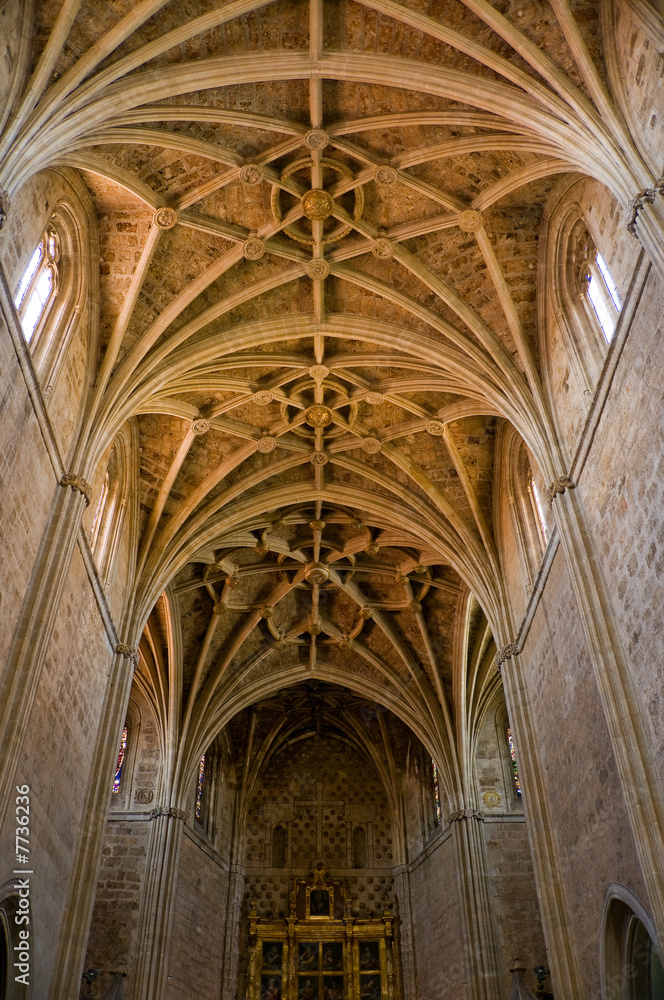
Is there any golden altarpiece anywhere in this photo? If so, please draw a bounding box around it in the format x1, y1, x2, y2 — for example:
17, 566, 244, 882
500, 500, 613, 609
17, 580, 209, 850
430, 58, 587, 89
247, 864, 399, 1000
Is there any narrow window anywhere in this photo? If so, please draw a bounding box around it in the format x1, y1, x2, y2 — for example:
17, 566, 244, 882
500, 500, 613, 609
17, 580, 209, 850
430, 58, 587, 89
431, 758, 442, 824
272, 825, 287, 868
528, 474, 548, 544
583, 247, 621, 343
353, 825, 367, 868
195, 754, 206, 821
90, 472, 110, 550
506, 727, 522, 797
113, 724, 129, 793
15, 228, 59, 343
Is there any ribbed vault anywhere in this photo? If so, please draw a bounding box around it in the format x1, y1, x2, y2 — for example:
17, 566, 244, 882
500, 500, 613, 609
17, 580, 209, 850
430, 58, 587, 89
2, 0, 653, 808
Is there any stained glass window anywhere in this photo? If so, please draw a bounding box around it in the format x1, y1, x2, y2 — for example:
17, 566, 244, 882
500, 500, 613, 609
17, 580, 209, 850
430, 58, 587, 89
195, 754, 206, 821
113, 725, 128, 793
506, 727, 522, 797
431, 758, 442, 824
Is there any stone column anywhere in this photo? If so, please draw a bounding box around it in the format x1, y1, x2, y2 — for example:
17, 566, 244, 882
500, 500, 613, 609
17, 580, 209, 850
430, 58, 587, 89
130, 807, 186, 1000
392, 867, 417, 1000
47, 645, 137, 999
220, 863, 247, 1000
498, 648, 584, 1000
450, 809, 501, 1000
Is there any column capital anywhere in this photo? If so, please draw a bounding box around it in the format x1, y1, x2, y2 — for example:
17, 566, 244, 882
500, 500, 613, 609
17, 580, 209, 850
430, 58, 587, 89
547, 475, 575, 507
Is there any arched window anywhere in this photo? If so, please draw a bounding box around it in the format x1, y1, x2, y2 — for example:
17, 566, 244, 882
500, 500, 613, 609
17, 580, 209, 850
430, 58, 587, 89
527, 471, 548, 547
113, 723, 129, 794
506, 727, 522, 798
14, 227, 59, 344
603, 889, 664, 999
353, 825, 367, 868
431, 758, 442, 826
578, 235, 622, 343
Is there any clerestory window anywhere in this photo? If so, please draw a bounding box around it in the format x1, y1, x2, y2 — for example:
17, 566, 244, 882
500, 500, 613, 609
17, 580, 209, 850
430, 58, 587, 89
15, 228, 59, 343
579, 240, 622, 343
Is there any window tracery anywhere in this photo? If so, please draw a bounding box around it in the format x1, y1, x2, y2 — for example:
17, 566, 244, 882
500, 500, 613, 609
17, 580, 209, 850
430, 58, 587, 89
431, 758, 442, 826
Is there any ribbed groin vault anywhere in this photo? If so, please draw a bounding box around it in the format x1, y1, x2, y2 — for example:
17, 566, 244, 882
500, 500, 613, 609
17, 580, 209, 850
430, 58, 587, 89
2, 0, 664, 999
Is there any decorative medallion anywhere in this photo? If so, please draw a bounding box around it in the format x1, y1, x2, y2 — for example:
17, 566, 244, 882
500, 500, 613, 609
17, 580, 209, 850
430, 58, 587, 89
154, 207, 178, 229
309, 451, 329, 465
359, 607, 373, 619
309, 364, 329, 381
243, 237, 265, 260
308, 620, 322, 635
240, 164, 264, 185
253, 390, 274, 405
372, 238, 393, 259
309, 519, 326, 530
271, 156, 363, 246
365, 541, 380, 555
457, 209, 482, 232
260, 606, 275, 619
374, 166, 398, 186
191, 418, 210, 435
362, 437, 381, 454
305, 562, 330, 584
305, 405, 332, 427
257, 436, 277, 453
302, 188, 334, 221
307, 258, 330, 279
305, 129, 330, 150
482, 789, 501, 809
213, 602, 226, 615
426, 420, 445, 436
408, 601, 423, 613
365, 391, 384, 405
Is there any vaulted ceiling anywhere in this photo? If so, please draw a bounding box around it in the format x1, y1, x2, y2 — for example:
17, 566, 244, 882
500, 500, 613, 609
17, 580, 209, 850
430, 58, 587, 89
0, 0, 646, 804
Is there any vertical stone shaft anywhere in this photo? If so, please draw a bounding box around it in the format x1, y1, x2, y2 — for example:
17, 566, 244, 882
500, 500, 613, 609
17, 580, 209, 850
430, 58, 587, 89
451, 812, 502, 1000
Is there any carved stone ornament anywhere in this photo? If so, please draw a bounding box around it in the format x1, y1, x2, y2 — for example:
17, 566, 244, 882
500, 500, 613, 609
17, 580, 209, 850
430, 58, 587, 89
496, 642, 519, 667
308, 364, 329, 381
309, 451, 329, 465
154, 207, 178, 230
60, 472, 92, 506
134, 788, 154, 805
240, 163, 265, 185
627, 180, 664, 236
115, 643, 140, 666
261, 606, 275, 619
305, 562, 330, 584
372, 237, 393, 259
310, 519, 326, 530
302, 188, 334, 221
374, 165, 398, 186
307, 258, 330, 280
191, 418, 210, 435
361, 437, 381, 454
365, 391, 384, 405
449, 808, 484, 823
482, 789, 501, 809
305, 129, 330, 151
257, 436, 277, 453
426, 420, 445, 436
308, 620, 322, 635
213, 602, 226, 615
150, 807, 186, 821
359, 607, 373, 620
253, 389, 274, 405
408, 601, 423, 613
365, 541, 380, 555
243, 237, 265, 260
547, 474, 576, 507
305, 405, 332, 427
457, 209, 482, 232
